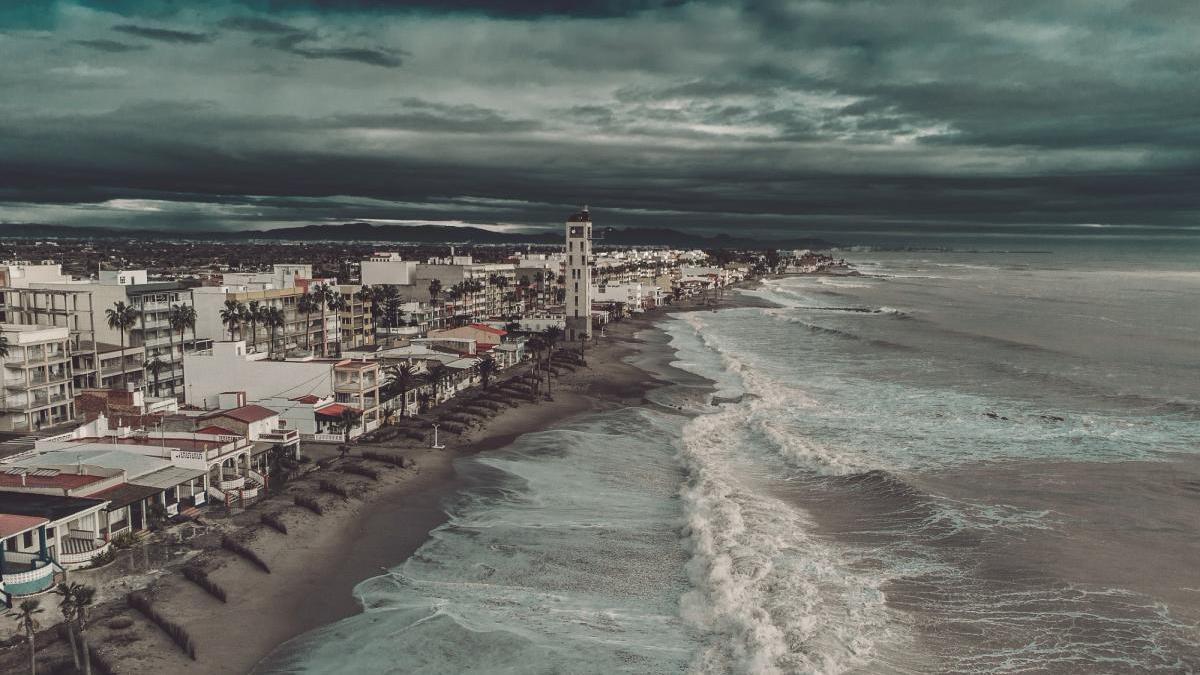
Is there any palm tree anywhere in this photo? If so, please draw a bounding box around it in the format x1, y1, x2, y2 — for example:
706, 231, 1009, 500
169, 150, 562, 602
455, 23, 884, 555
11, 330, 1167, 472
328, 294, 347, 356
428, 278, 443, 306
542, 326, 562, 396
384, 363, 416, 417
383, 295, 403, 331
264, 307, 285, 358
105, 301, 139, 391
73, 584, 96, 675
356, 285, 381, 333
477, 355, 497, 390
55, 581, 95, 674
56, 583, 80, 672
168, 303, 196, 398
313, 283, 336, 356
380, 285, 402, 329
426, 362, 447, 402
219, 299, 244, 341
297, 292, 316, 351
144, 358, 166, 395
526, 334, 545, 393
246, 300, 263, 352
8, 598, 43, 675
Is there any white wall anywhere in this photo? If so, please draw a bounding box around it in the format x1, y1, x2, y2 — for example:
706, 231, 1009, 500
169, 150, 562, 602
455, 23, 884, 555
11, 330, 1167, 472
361, 259, 418, 286
183, 341, 333, 408
99, 270, 148, 286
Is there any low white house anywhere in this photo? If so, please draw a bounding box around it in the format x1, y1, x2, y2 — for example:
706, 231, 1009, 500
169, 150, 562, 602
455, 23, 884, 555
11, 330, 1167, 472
182, 341, 335, 408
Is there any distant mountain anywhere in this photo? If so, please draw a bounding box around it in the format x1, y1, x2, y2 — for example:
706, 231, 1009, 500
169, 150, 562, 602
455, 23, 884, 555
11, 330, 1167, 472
0, 221, 836, 250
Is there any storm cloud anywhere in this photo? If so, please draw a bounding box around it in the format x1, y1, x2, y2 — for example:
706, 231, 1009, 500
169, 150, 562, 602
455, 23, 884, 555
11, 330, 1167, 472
1, 0, 1198, 243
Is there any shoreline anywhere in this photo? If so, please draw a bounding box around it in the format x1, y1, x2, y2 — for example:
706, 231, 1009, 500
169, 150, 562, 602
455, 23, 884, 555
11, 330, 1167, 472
0, 284, 763, 675
252, 286, 767, 670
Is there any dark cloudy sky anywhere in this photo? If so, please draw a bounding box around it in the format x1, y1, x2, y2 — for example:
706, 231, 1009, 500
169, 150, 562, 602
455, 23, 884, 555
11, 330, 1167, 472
1, 1, 1198, 242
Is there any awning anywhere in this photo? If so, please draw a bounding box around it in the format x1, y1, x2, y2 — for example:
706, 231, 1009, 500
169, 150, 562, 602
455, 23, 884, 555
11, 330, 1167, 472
89, 483, 161, 511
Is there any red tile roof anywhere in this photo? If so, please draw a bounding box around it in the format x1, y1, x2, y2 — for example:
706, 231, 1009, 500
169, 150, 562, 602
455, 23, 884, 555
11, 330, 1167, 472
289, 394, 322, 404
0, 513, 47, 539
195, 425, 240, 437
0, 472, 107, 491
469, 323, 507, 336
315, 403, 360, 418
201, 405, 277, 424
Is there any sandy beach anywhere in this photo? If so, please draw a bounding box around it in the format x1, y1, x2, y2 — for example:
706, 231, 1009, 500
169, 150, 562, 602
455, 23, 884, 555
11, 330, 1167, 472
0, 286, 760, 675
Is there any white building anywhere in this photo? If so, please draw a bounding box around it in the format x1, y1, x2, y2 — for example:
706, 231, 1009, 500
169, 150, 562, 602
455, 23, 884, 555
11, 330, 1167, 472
222, 264, 313, 290
564, 206, 593, 341
361, 253, 419, 286
0, 324, 75, 432
182, 341, 334, 409
593, 282, 664, 312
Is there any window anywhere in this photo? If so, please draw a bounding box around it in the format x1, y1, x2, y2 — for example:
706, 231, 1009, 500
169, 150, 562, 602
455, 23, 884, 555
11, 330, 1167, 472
23, 531, 34, 548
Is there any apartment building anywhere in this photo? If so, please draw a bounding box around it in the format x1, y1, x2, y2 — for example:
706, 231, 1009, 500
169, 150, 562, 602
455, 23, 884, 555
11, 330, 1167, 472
336, 285, 375, 353
193, 286, 338, 357
361, 253, 518, 324
89, 280, 197, 399
328, 359, 382, 434
0, 325, 75, 432
0, 287, 146, 393
4, 268, 202, 399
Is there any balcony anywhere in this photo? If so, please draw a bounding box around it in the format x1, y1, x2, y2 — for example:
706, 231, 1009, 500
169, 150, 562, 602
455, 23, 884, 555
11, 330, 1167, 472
57, 534, 112, 570
258, 429, 299, 444
1, 555, 57, 598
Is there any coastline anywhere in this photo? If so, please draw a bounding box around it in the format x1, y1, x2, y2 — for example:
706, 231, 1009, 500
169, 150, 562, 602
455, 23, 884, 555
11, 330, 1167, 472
18, 285, 761, 675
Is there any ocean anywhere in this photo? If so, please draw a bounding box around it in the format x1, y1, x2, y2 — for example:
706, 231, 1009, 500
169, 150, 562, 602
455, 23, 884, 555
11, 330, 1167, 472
259, 244, 1200, 674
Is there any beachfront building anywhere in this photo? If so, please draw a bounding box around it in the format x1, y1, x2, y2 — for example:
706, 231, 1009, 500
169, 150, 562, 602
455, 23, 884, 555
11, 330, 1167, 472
0, 491, 110, 576
329, 359, 382, 436
593, 282, 665, 313
427, 324, 506, 350
5, 447, 199, 532
183, 341, 335, 408
35, 414, 265, 509
257, 394, 335, 437
0, 324, 76, 432
0, 513, 55, 606
182, 341, 379, 440
565, 207, 594, 341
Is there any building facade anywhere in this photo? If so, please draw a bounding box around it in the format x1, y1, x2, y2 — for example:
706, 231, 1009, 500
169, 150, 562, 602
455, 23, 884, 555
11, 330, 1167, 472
0, 325, 75, 432
565, 207, 594, 341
